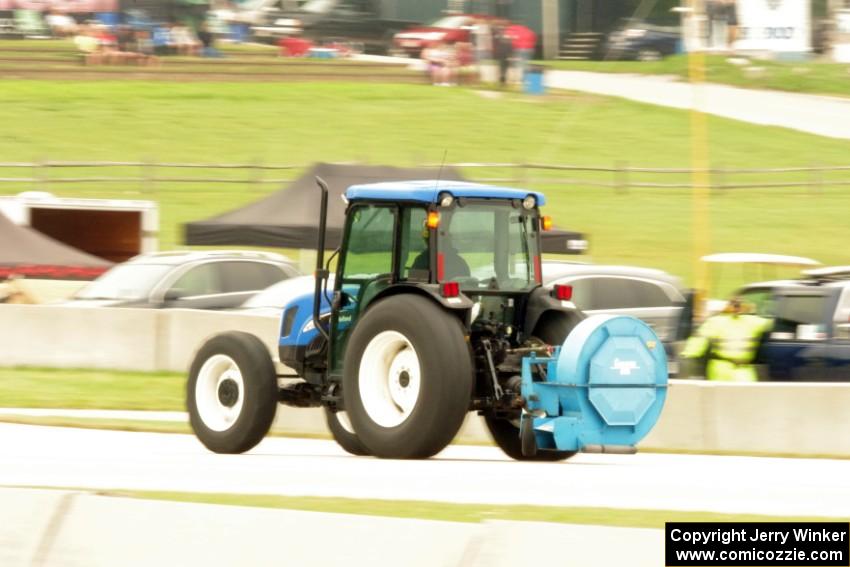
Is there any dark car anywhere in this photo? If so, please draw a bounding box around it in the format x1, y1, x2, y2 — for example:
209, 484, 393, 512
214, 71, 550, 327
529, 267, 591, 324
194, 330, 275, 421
251, 0, 415, 52
736, 268, 850, 382
604, 19, 681, 61
704, 267, 850, 382
67, 250, 300, 310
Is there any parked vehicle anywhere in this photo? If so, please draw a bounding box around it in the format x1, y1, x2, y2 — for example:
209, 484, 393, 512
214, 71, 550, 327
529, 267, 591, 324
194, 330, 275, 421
604, 18, 681, 61
235, 274, 334, 317
722, 267, 850, 382
392, 14, 500, 58
542, 261, 691, 374
68, 250, 299, 310
186, 179, 669, 462
702, 253, 821, 315
250, 0, 421, 51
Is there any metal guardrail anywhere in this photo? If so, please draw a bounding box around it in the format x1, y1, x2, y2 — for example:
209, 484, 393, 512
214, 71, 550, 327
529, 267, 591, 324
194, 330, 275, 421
0, 161, 848, 193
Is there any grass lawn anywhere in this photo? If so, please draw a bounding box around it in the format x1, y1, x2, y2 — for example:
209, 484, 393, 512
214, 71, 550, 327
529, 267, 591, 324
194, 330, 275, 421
0, 367, 184, 410
542, 54, 850, 98
0, 80, 849, 291
66, 489, 838, 528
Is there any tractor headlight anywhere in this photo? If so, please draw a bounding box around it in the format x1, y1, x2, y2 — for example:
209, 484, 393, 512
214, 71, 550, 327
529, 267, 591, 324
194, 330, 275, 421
522, 195, 537, 210
439, 192, 454, 207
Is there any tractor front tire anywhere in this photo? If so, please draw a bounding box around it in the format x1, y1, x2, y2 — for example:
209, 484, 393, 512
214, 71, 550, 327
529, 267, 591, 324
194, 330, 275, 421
325, 408, 370, 456
343, 294, 473, 459
187, 332, 278, 454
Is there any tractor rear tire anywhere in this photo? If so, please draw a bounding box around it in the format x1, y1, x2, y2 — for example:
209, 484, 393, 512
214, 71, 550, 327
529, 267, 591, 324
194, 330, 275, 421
187, 332, 278, 454
343, 294, 473, 459
485, 312, 581, 462
325, 408, 370, 456
484, 416, 576, 461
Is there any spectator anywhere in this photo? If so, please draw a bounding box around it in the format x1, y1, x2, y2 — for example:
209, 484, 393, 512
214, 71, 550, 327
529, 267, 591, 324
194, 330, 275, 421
151, 24, 173, 56
198, 23, 222, 58
134, 29, 160, 66
724, 0, 739, 50
492, 25, 513, 87
505, 23, 536, 83
74, 25, 103, 65
172, 23, 200, 56
422, 41, 457, 86
94, 24, 123, 64
471, 19, 492, 63
454, 41, 474, 84
45, 10, 77, 37
706, 0, 738, 52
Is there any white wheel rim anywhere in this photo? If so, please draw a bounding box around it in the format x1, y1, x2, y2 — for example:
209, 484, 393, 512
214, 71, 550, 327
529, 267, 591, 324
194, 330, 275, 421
195, 354, 245, 432
358, 330, 421, 428
335, 411, 356, 434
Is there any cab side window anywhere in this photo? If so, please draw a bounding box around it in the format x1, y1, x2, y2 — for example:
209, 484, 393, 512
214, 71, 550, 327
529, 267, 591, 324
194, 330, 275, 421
342, 206, 395, 282
400, 207, 429, 281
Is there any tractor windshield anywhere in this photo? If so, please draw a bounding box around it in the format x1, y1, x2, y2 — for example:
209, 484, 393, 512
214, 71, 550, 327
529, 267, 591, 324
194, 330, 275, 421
437, 201, 540, 292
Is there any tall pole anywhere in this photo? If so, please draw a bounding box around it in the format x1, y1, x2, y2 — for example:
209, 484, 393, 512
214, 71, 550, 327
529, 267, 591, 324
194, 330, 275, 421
687, 0, 711, 319
541, 0, 560, 60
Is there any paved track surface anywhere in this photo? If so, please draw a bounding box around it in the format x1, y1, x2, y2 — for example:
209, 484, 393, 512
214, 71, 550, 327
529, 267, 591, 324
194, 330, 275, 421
545, 70, 850, 140
2, 423, 848, 517
0, 487, 665, 567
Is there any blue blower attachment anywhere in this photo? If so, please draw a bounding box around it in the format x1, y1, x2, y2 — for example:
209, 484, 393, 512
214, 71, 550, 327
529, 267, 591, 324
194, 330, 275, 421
520, 315, 668, 455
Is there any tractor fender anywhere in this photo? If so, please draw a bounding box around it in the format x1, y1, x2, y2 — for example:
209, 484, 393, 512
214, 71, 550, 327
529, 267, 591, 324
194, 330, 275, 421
369, 283, 474, 325
524, 286, 585, 337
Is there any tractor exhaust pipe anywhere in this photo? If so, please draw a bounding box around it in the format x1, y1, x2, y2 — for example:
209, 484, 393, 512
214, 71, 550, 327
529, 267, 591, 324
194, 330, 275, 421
313, 176, 330, 341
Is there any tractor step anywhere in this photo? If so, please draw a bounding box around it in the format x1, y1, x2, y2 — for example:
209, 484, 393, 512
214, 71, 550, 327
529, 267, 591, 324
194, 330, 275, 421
278, 382, 323, 408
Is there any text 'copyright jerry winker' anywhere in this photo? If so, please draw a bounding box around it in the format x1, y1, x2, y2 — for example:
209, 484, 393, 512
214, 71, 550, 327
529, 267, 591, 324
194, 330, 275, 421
665, 522, 849, 566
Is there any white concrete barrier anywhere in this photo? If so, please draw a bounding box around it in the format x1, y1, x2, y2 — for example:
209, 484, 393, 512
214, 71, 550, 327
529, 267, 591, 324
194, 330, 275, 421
642, 380, 850, 456
283, 381, 850, 457
0, 304, 281, 372
2, 304, 850, 456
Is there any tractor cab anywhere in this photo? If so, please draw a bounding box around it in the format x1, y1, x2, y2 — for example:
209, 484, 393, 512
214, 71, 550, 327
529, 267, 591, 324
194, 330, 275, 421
327, 181, 551, 378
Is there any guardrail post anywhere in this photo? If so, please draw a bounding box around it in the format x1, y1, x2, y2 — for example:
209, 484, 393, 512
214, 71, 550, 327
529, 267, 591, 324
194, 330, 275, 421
142, 160, 155, 196
808, 163, 824, 195
712, 164, 725, 193
252, 158, 265, 192
614, 160, 629, 193
37, 158, 48, 192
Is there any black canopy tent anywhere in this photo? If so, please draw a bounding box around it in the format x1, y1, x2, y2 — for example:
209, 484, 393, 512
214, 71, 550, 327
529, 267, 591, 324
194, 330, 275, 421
0, 211, 113, 280
184, 162, 586, 254
185, 163, 466, 249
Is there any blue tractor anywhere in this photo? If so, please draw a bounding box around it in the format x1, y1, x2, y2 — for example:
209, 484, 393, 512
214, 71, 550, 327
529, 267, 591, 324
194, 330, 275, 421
187, 179, 668, 459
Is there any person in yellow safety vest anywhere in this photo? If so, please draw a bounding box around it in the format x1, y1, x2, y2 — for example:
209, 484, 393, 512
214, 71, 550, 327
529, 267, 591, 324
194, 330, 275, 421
682, 296, 773, 382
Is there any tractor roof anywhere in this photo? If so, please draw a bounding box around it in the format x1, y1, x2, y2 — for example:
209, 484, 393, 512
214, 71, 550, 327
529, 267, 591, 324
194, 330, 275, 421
344, 180, 546, 206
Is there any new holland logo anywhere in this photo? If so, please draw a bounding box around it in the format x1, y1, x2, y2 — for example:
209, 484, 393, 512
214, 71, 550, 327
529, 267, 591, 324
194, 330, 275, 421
611, 359, 639, 376
767, 0, 782, 9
